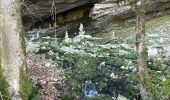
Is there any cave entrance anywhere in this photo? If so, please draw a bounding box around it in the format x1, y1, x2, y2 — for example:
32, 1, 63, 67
33, 3, 94, 29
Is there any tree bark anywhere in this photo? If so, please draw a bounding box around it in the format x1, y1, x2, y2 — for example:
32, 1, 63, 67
0, 0, 31, 99
136, 0, 153, 100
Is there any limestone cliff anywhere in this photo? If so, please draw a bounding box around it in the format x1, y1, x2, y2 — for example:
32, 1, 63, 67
22, 0, 170, 28
22, 0, 97, 28
90, 0, 170, 19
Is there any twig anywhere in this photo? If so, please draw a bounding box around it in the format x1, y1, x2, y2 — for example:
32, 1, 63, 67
21, 0, 45, 28
50, 0, 57, 37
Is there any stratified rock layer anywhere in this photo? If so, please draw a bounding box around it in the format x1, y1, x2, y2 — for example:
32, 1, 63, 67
90, 0, 170, 19
22, 0, 170, 28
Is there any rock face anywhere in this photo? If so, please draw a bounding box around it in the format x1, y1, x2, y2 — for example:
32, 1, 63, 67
22, 0, 96, 28
90, 0, 170, 19
22, 0, 170, 28
24, 0, 170, 37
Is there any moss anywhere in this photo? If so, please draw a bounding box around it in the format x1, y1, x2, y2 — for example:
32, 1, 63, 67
123, 51, 137, 60
108, 48, 119, 56
54, 83, 63, 90
164, 59, 170, 66
61, 92, 74, 100
98, 81, 107, 91
19, 69, 32, 100
149, 59, 162, 71
19, 28, 27, 56
19, 19, 33, 99
28, 85, 39, 100
0, 65, 10, 100
137, 64, 156, 99
105, 57, 125, 67
70, 79, 80, 90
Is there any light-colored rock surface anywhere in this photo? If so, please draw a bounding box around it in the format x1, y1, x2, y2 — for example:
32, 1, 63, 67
90, 0, 170, 19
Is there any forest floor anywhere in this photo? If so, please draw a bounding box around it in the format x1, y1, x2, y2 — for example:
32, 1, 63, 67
26, 15, 170, 100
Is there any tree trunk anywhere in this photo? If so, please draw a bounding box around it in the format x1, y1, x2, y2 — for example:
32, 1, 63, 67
0, 0, 32, 99
136, 0, 153, 100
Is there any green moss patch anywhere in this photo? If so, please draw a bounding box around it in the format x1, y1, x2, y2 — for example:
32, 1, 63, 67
20, 69, 32, 100
0, 65, 10, 100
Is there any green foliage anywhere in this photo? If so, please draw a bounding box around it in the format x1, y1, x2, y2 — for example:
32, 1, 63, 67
105, 57, 125, 67
149, 71, 170, 99
149, 59, 162, 71
0, 65, 10, 100
134, 60, 170, 99
164, 59, 170, 66
26, 17, 170, 99
56, 60, 64, 68
70, 79, 81, 90
98, 81, 107, 91
20, 69, 32, 100
105, 58, 115, 66
109, 48, 119, 56
54, 83, 63, 90
123, 51, 137, 60
28, 84, 40, 100
61, 92, 74, 100
64, 53, 98, 80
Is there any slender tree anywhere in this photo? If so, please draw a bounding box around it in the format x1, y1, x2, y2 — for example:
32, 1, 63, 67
0, 0, 32, 99
136, 0, 153, 99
